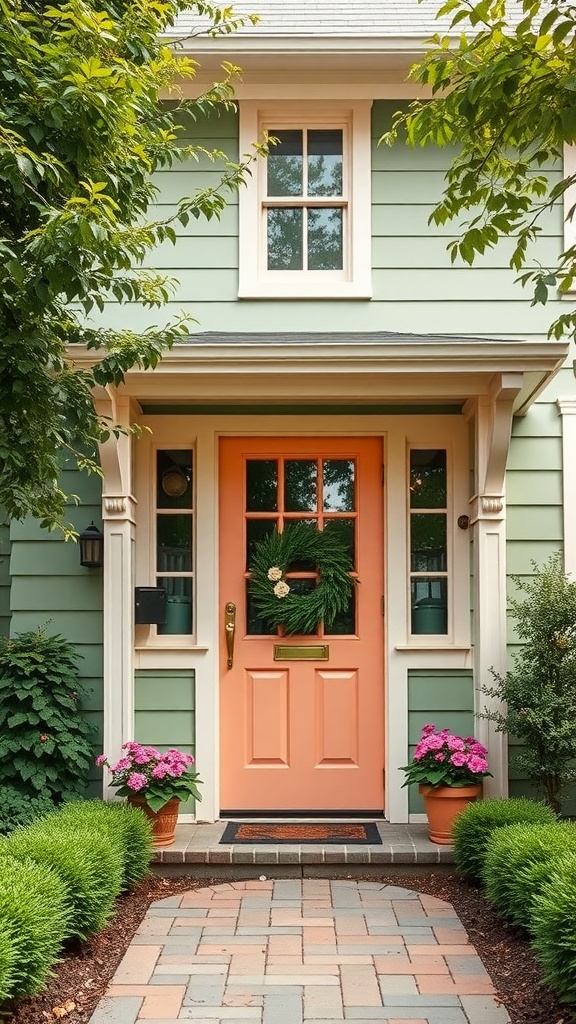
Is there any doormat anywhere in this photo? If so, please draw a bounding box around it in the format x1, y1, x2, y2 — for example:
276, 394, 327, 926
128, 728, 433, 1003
220, 822, 382, 844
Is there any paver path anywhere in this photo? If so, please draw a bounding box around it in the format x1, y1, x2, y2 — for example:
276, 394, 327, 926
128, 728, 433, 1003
89, 880, 510, 1024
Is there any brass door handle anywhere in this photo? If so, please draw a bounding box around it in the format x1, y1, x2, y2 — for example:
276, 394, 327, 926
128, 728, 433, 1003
225, 602, 236, 668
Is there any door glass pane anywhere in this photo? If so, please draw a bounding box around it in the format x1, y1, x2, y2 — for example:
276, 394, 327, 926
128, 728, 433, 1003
157, 450, 192, 509
308, 129, 343, 196
323, 459, 355, 511
267, 130, 303, 196
410, 514, 447, 572
246, 518, 278, 569
308, 208, 343, 270
157, 515, 192, 572
410, 449, 447, 508
246, 581, 277, 636
285, 460, 317, 512
327, 587, 356, 635
246, 460, 277, 511
411, 578, 448, 635
323, 517, 355, 567
157, 576, 193, 635
268, 208, 303, 270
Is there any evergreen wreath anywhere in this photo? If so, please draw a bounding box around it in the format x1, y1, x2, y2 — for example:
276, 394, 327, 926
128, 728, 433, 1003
248, 522, 355, 635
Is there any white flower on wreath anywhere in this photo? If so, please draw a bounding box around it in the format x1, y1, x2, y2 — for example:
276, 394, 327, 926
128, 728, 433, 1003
273, 581, 290, 599
267, 566, 283, 582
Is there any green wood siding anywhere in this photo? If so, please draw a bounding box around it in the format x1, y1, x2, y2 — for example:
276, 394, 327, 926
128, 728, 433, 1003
134, 669, 197, 813
407, 670, 474, 814
0, 510, 10, 638
8, 466, 104, 796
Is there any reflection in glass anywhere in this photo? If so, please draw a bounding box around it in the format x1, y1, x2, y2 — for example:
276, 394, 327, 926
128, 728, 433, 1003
157, 450, 193, 509
308, 208, 343, 270
246, 582, 278, 636
246, 518, 278, 569
323, 518, 355, 566
411, 577, 448, 635
410, 449, 447, 508
323, 460, 355, 511
246, 460, 278, 512
410, 514, 447, 572
285, 460, 317, 512
157, 576, 193, 635
157, 515, 192, 572
267, 130, 303, 196
308, 130, 343, 197
268, 208, 303, 270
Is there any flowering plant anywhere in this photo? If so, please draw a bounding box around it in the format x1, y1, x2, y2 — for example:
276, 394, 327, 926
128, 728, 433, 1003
96, 742, 203, 812
400, 725, 491, 789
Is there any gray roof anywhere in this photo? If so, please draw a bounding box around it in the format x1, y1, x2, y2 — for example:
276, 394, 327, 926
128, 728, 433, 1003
169, 1, 460, 39
180, 331, 516, 345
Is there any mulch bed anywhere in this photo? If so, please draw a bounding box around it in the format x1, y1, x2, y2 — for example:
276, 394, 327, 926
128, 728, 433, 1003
4, 871, 571, 1024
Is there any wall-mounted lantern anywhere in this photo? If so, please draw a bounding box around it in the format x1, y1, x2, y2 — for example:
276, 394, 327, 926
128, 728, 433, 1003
79, 522, 104, 568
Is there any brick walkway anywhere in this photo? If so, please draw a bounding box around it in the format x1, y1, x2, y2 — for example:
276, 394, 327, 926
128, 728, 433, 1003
89, 880, 510, 1024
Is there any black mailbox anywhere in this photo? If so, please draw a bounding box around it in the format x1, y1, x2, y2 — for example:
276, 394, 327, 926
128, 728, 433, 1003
135, 587, 167, 625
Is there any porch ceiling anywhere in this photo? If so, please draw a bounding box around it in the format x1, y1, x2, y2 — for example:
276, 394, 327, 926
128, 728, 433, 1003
91, 332, 568, 417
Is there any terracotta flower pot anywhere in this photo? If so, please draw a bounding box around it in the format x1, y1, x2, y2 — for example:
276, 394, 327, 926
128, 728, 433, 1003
127, 795, 181, 847
419, 783, 481, 845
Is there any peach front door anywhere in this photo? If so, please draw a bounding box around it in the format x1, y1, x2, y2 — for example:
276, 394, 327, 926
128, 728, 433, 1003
219, 437, 385, 813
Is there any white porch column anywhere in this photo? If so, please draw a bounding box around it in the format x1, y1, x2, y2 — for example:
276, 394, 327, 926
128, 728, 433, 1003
466, 374, 523, 799
557, 397, 576, 579
95, 392, 136, 794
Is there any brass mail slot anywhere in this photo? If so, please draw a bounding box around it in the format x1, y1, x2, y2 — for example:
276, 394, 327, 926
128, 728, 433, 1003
274, 644, 329, 661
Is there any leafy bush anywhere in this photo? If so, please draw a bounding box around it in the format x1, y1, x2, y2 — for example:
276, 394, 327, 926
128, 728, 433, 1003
0, 784, 55, 835
481, 553, 576, 813
0, 629, 95, 803
452, 798, 556, 883
0, 854, 70, 1000
4, 818, 123, 939
57, 799, 153, 888
484, 822, 576, 928
531, 856, 576, 1004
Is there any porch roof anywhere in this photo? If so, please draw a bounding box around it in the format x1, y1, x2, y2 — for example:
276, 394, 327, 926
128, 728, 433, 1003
85, 331, 567, 417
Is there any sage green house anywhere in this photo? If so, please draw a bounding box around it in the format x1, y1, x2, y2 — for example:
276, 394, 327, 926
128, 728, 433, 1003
4, 0, 575, 821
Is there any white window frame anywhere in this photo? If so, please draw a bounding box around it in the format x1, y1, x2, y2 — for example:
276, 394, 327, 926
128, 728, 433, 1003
238, 100, 372, 299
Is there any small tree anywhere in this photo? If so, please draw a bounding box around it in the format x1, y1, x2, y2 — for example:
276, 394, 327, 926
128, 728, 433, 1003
482, 553, 576, 814
0, 628, 95, 804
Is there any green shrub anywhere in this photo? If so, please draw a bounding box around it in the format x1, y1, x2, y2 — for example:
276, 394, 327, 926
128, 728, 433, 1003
4, 819, 123, 940
531, 855, 576, 1004
0, 629, 95, 804
452, 797, 556, 883
0, 784, 55, 835
484, 822, 576, 928
480, 553, 576, 814
0, 854, 70, 1000
57, 799, 153, 888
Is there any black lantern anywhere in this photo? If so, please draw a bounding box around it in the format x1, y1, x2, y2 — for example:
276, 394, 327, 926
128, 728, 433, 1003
79, 522, 104, 568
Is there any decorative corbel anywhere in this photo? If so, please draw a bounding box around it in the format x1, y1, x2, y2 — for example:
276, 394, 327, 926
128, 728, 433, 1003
467, 374, 523, 521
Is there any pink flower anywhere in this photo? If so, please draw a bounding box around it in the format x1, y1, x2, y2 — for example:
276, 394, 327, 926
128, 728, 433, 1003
421, 724, 437, 737
434, 753, 445, 761
470, 742, 488, 757
447, 736, 465, 752
468, 755, 489, 774
110, 757, 131, 773
152, 763, 169, 779
95, 754, 106, 767
449, 752, 468, 767
133, 750, 151, 765
126, 772, 147, 791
